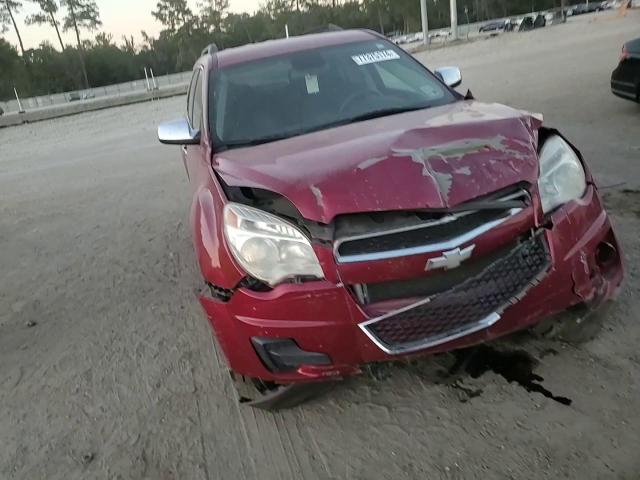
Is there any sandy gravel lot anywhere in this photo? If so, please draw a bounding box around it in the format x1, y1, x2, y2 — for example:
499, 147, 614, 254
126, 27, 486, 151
1, 11, 639, 480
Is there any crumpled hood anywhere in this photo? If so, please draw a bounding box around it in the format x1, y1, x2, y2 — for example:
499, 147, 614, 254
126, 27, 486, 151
213, 101, 543, 224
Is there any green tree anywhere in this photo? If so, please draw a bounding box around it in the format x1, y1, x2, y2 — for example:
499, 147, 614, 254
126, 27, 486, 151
26, 0, 65, 51
199, 0, 228, 33
152, 0, 193, 33
61, 0, 101, 89
1, 1, 26, 58
0, 37, 24, 99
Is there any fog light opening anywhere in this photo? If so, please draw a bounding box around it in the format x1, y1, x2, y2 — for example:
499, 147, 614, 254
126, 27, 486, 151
595, 241, 617, 270
251, 337, 331, 373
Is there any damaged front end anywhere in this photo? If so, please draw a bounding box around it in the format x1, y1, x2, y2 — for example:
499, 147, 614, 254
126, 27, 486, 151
196, 106, 623, 409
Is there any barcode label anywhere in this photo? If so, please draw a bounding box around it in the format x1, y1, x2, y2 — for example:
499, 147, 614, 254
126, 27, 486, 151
352, 49, 401, 66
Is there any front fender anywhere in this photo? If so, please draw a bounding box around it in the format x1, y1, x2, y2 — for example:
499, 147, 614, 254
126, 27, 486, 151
191, 185, 245, 289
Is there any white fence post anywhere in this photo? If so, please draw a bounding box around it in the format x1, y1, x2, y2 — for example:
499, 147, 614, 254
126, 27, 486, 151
14, 88, 25, 113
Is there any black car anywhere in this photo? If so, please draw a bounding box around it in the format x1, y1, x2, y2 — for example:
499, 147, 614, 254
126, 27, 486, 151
611, 37, 640, 103
479, 20, 506, 32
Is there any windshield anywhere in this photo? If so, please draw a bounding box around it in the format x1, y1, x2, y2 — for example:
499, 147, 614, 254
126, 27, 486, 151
209, 39, 456, 150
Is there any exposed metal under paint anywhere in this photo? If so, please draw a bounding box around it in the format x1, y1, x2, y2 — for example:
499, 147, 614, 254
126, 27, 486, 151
393, 135, 530, 166
357, 156, 387, 170
432, 171, 453, 200
310, 185, 324, 209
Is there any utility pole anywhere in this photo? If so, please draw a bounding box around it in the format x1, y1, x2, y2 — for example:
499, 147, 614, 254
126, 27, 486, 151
420, 0, 429, 46
450, 0, 458, 40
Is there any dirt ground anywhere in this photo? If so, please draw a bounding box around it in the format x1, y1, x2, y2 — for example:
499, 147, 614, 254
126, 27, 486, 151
1, 11, 639, 480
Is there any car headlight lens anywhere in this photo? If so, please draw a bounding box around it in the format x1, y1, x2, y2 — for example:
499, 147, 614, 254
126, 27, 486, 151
223, 203, 324, 286
538, 135, 587, 213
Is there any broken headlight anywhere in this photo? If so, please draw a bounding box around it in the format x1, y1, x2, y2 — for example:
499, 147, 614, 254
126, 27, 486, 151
538, 135, 586, 214
223, 203, 324, 286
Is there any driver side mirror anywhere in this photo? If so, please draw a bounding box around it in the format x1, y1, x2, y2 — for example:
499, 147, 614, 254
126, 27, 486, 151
434, 66, 462, 88
158, 118, 200, 145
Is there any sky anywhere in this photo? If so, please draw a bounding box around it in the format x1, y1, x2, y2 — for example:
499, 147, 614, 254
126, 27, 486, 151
6, 0, 263, 50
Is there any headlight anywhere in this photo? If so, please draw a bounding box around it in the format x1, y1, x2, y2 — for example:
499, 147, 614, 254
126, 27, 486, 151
223, 203, 324, 286
538, 135, 587, 213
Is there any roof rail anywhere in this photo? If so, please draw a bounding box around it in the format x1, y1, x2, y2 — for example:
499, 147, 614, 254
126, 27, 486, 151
201, 43, 219, 57
303, 24, 343, 35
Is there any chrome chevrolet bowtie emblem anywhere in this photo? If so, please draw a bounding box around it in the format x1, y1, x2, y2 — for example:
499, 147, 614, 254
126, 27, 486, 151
425, 245, 476, 271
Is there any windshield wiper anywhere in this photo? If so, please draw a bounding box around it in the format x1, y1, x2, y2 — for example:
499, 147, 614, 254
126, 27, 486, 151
217, 106, 429, 151
218, 134, 293, 151
342, 105, 429, 124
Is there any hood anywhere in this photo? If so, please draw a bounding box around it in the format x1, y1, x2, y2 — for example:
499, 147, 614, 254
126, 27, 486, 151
213, 100, 543, 224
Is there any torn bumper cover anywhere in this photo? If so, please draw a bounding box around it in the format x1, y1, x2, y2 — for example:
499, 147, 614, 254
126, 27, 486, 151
199, 185, 622, 383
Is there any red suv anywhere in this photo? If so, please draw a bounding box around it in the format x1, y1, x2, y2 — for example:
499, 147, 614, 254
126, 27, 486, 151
159, 30, 623, 409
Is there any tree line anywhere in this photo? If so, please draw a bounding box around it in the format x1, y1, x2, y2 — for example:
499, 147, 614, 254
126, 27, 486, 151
1, 0, 562, 101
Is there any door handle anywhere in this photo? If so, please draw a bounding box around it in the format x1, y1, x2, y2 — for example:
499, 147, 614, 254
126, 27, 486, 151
181, 145, 188, 154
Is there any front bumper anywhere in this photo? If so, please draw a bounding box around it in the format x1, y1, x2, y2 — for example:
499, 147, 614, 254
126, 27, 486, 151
199, 185, 623, 383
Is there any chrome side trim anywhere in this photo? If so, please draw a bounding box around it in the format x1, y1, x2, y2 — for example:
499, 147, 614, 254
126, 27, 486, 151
336, 207, 522, 263
611, 87, 637, 100
611, 79, 636, 87
359, 311, 501, 355
336, 210, 475, 247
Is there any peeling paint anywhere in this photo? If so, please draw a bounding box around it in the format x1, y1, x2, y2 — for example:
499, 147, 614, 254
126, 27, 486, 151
310, 185, 324, 209
433, 171, 453, 199
391, 147, 450, 203
454, 166, 472, 175
392, 148, 435, 178
357, 156, 386, 170
393, 135, 526, 167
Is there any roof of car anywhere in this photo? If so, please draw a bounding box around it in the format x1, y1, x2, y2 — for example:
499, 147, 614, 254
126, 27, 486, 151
213, 29, 380, 69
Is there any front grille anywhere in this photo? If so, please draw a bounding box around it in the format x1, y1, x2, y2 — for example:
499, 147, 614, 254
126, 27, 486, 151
338, 209, 507, 257
334, 187, 529, 263
354, 239, 518, 304
360, 235, 550, 354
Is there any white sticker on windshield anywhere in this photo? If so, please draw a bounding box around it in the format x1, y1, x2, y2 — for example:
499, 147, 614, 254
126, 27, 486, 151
351, 49, 400, 66
305, 74, 319, 94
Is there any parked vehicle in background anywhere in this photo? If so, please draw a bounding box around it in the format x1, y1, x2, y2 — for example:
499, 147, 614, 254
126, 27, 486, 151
611, 37, 640, 102
393, 34, 409, 45
505, 18, 520, 31
568, 3, 588, 14
158, 29, 623, 410
519, 16, 535, 30
404, 32, 420, 43
533, 13, 547, 28
479, 20, 507, 32
569, 1, 605, 14
428, 30, 451, 40
518, 14, 546, 31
